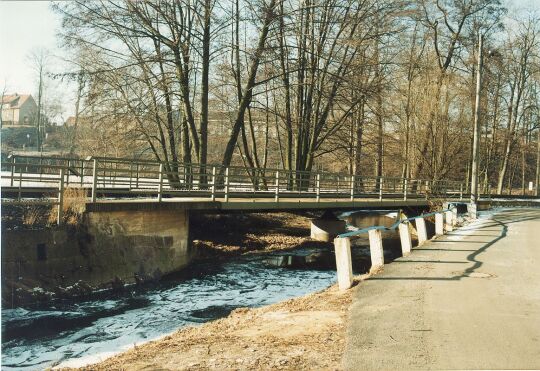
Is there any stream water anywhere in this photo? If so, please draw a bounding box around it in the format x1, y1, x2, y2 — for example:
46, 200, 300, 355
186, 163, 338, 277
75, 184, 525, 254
1, 211, 403, 370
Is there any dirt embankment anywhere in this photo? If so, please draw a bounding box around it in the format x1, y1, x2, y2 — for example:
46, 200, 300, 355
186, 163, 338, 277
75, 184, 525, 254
58, 280, 360, 371
190, 211, 331, 257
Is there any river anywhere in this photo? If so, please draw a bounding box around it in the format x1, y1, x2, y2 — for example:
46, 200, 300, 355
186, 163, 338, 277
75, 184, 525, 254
1, 211, 402, 370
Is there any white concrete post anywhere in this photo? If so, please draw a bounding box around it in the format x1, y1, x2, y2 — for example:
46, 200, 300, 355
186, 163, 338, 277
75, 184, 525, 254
445, 210, 454, 231
211, 166, 216, 201
452, 207, 458, 225
275, 170, 280, 202
350, 175, 354, 201
416, 217, 428, 245
224, 167, 230, 202
316, 173, 320, 202
158, 163, 164, 202
398, 223, 412, 257
334, 237, 354, 291
368, 229, 384, 270
57, 168, 65, 225
435, 213, 444, 236
91, 159, 98, 203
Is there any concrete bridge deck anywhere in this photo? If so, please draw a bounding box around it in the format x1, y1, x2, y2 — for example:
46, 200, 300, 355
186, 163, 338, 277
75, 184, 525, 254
84, 197, 464, 212
344, 208, 540, 370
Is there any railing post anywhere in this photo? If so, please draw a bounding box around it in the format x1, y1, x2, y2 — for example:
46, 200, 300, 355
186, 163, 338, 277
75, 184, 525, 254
225, 167, 230, 202
10, 156, 15, 187
445, 210, 454, 231
57, 168, 65, 225
435, 213, 444, 236
211, 166, 216, 201
368, 229, 384, 270
91, 159, 98, 203
80, 161, 85, 187
275, 170, 280, 202
158, 163, 164, 202
135, 163, 140, 189
350, 175, 354, 201
66, 160, 71, 186
416, 217, 428, 245
398, 223, 412, 256
129, 163, 133, 188
316, 173, 320, 202
403, 178, 408, 201
378, 177, 383, 201
334, 237, 353, 291
460, 183, 463, 200
18, 171, 22, 200
425, 180, 429, 200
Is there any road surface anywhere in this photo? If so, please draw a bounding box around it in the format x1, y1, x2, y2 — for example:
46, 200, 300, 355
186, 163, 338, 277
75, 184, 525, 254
344, 208, 540, 370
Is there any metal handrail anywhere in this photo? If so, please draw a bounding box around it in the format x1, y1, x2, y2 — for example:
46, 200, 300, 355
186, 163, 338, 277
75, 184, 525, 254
337, 208, 455, 238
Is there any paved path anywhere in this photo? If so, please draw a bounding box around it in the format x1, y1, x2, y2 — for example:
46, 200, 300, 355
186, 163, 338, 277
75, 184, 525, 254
344, 208, 540, 370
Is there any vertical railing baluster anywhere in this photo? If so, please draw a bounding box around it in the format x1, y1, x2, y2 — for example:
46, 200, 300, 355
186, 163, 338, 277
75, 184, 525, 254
10, 156, 15, 187
378, 177, 383, 201
225, 167, 230, 202
158, 163, 164, 202
275, 170, 280, 202
18, 171, 22, 200
350, 175, 354, 201
211, 166, 216, 201
57, 168, 65, 225
91, 159, 98, 203
80, 161, 85, 187
404, 178, 408, 201
135, 163, 140, 189
316, 173, 320, 202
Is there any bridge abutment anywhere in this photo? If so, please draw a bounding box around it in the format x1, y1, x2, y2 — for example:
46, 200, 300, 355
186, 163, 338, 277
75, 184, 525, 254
310, 211, 346, 242
1, 208, 194, 306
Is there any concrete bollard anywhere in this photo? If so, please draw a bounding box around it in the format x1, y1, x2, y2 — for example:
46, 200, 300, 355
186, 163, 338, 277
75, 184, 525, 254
398, 223, 412, 257
368, 229, 384, 270
334, 237, 353, 291
445, 210, 454, 232
416, 217, 428, 245
452, 207, 458, 225
435, 213, 444, 236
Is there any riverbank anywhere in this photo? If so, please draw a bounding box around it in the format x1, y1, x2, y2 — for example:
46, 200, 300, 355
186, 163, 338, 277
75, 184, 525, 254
57, 278, 360, 370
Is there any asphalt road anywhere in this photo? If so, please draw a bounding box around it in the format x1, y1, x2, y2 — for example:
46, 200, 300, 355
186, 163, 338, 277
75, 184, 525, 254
344, 208, 540, 370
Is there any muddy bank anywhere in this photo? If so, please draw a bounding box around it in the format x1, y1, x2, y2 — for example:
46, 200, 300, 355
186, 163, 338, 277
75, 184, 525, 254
57, 280, 358, 370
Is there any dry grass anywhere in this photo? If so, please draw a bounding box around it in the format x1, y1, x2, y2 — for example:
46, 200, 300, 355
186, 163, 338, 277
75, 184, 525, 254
22, 206, 46, 226
47, 187, 87, 225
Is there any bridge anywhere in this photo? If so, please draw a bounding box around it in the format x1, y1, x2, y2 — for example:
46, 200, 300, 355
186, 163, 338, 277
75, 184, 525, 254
2, 154, 472, 218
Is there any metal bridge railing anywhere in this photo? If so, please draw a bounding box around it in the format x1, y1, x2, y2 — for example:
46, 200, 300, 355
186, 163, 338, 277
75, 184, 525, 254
1, 154, 468, 224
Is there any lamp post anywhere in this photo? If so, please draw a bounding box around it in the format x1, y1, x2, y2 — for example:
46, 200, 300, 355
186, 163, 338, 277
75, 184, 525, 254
470, 33, 484, 219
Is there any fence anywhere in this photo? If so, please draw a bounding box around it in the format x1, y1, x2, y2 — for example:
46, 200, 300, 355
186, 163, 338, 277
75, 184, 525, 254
1, 154, 468, 224
334, 207, 459, 290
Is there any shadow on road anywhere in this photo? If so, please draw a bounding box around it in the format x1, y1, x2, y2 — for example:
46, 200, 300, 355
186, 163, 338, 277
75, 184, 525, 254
369, 209, 540, 281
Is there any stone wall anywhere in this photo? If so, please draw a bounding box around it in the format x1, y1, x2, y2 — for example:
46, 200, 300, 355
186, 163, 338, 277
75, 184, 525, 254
2, 209, 193, 306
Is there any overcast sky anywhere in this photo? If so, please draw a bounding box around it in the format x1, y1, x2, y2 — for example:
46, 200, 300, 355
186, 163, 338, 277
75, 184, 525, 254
1, 0, 539, 120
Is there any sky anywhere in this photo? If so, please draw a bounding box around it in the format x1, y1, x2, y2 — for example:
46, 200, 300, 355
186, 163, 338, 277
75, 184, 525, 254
1, 0, 539, 121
